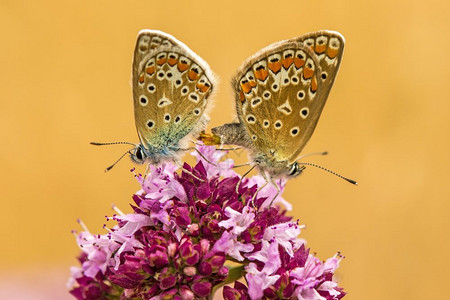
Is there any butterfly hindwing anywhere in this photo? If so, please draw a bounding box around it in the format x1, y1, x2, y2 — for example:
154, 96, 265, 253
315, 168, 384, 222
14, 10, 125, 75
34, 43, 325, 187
233, 41, 322, 164
132, 30, 215, 155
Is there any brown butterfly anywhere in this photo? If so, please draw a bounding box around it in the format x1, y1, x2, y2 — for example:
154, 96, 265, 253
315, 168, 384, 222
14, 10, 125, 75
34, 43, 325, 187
200, 30, 356, 191
93, 30, 217, 171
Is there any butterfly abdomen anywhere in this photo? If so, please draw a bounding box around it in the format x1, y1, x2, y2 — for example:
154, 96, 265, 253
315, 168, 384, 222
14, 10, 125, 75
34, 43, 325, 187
211, 123, 252, 148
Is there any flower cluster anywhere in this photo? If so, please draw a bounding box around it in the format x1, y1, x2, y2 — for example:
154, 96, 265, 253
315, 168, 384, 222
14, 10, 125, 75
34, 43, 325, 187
69, 145, 346, 299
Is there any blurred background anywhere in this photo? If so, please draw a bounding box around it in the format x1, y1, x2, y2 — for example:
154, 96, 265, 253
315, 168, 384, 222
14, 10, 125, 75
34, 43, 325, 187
1, 0, 449, 299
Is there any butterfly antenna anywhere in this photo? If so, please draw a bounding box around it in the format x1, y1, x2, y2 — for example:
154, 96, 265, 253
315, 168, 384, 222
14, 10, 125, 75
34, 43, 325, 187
297, 162, 358, 185
297, 151, 328, 160
91, 141, 137, 147
105, 149, 134, 172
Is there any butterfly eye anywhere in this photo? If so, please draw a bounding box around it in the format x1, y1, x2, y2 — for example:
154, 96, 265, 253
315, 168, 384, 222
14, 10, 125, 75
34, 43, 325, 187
135, 147, 144, 161
262, 120, 270, 128
290, 127, 299, 137
321, 72, 328, 80
297, 91, 305, 100
193, 108, 201, 116
288, 162, 303, 177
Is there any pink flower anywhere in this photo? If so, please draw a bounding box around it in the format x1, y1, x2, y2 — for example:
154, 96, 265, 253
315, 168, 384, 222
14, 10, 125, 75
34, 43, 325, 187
69, 145, 346, 299
191, 144, 237, 178
219, 206, 255, 235
264, 221, 305, 257
245, 262, 280, 300
213, 231, 254, 261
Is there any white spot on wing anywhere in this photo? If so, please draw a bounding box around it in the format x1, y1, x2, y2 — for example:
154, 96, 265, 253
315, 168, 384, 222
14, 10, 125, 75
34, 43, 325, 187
277, 99, 292, 115
300, 107, 309, 119
157, 96, 172, 108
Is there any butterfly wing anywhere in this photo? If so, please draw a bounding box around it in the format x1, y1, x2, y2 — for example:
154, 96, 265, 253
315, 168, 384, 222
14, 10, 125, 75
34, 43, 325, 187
288, 30, 345, 159
132, 30, 216, 155
233, 31, 344, 163
233, 40, 322, 164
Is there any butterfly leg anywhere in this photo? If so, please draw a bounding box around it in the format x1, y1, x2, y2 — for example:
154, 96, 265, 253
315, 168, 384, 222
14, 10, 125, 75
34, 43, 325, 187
233, 162, 251, 168
251, 172, 269, 208
173, 159, 205, 182
180, 147, 218, 167
142, 162, 151, 182
235, 163, 258, 194
268, 178, 281, 207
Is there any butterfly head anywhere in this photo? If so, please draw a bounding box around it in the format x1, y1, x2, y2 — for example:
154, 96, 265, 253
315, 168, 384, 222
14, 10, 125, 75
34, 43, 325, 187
130, 145, 148, 164
287, 161, 306, 178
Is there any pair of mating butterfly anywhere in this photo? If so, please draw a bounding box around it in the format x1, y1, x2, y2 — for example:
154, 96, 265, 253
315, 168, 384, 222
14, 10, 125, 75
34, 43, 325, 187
93, 29, 356, 192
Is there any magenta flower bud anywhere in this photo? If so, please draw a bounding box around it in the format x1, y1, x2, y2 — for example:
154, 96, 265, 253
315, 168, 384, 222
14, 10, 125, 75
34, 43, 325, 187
223, 286, 242, 300
198, 261, 212, 276
183, 266, 197, 276
179, 239, 200, 265
148, 248, 169, 268
159, 273, 177, 290
168, 242, 178, 257
174, 206, 191, 227
187, 223, 199, 236
199, 239, 210, 254
179, 285, 194, 300
191, 280, 212, 298
218, 266, 229, 277
196, 182, 212, 200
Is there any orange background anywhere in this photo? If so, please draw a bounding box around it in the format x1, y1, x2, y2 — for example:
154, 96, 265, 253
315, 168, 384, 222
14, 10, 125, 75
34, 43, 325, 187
1, 0, 450, 299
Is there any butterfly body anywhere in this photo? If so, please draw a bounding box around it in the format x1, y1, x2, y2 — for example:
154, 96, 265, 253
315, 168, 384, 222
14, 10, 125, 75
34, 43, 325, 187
129, 30, 216, 165
209, 30, 345, 179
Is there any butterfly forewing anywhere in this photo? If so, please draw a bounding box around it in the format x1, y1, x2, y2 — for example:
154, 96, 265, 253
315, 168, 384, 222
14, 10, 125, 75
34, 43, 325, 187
132, 30, 215, 152
233, 41, 322, 163
285, 30, 345, 160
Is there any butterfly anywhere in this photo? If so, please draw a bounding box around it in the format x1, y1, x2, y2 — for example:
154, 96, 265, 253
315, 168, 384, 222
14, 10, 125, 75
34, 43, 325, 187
200, 30, 356, 187
93, 30, 216, 170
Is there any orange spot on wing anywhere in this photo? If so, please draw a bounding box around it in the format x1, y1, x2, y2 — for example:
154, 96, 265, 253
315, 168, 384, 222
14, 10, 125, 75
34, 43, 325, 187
311, 76, 318, 92
315, 44, 326, 54
249, 80, 257, 88
239, 89, 245, 103
282, 57, 294, 69
138, 73, 145, 83
294, 58, 305, 69
188, 70, 199, 81
241, 81, 252, 94
145, 66, 155, 75
178, 62, 189, 72
268, 61, 282, 73
327, 48, 339, 58
303, 67, 314, 79
254, 68, 268, 81
196, 83, 210, 93
167, 57, 177, 66
156, 58, 166, 65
